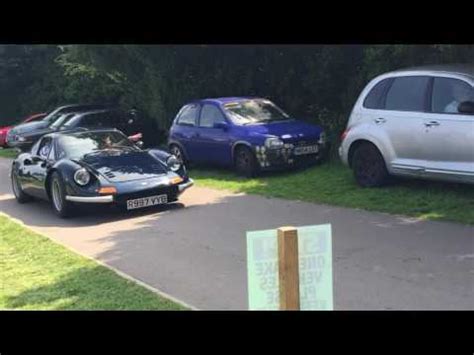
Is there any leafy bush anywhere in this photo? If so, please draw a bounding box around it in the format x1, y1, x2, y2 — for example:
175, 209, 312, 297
1, 44, 473, 149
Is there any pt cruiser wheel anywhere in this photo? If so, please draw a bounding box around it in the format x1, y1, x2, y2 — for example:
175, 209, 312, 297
352, 143, 389, 187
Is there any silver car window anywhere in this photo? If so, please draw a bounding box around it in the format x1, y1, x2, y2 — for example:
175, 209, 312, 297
431, 77, 474, 114
385, 76, 430, 112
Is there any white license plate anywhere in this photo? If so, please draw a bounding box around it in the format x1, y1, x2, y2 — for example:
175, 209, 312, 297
294, 145, 319, 155
126, 194, 168, 210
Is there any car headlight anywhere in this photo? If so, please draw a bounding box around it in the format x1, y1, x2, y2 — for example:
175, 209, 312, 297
167, 155, 181, 172
264, 137, 284, 149
74, 168, 91, 186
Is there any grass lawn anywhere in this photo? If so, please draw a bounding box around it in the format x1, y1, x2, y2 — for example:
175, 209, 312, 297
191, 161, 474, 225
0, 214, 185, 310
0, 148, 18, 159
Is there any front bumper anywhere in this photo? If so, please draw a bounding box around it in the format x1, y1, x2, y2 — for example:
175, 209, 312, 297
178, 178, 194, 192
65, 178, 194, 204
65, 195, 114, 203
254, 142, 330, 170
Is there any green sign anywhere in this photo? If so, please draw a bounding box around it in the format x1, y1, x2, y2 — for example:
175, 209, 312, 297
246, 224, 333, 310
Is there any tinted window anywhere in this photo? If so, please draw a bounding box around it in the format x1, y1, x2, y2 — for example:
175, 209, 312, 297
199, 104, 226, 127
363, 78, 392, 109
431, 77, 474, 114
79, 113, 112, 128
177, 104, 199, 126
385, 76, 430, 112
64, 112, 112, 129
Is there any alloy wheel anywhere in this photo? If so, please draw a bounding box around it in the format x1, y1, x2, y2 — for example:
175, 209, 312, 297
52, 180, 63, 212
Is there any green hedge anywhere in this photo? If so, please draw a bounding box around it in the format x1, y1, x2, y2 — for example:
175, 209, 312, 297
1, 44, 473, 149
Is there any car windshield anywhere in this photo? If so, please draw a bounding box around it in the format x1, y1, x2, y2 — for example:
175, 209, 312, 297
44, 110, 67, 124
49, 113, 76, 129
56, 131, 138, 160
223, 99, 291, 125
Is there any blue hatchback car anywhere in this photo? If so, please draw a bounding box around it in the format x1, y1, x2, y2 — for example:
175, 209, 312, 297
168, 97, 328, 177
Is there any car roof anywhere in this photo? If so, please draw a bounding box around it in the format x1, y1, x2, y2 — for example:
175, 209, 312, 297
56, 103, 115, 110
70, 109, 114, 118
387, 63, 474, 80
187, 96, 264, 105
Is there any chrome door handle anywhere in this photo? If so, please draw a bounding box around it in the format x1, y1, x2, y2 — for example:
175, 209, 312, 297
374, 117, 386, 124
424, 121, 440, 127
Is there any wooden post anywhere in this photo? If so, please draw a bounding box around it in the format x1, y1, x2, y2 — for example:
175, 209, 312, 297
277, 226, 300, 310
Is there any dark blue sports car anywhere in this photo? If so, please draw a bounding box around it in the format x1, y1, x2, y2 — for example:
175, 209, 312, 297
10, 128, 193, 218
168, 97, 329, 177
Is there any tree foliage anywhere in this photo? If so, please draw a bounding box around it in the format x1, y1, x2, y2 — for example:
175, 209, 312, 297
1, 44, 473, 147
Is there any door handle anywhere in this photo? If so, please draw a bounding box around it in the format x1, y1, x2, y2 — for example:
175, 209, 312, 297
424, 121, 440, 127
374, 117, 386, 124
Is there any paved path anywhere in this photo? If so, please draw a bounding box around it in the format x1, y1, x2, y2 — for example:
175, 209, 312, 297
0, 158, 473, 309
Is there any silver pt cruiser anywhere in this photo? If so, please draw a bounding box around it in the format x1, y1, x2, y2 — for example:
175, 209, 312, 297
339, 64, 474, 187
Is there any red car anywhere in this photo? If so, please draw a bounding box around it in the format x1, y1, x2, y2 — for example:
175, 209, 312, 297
0, 113, 46, 147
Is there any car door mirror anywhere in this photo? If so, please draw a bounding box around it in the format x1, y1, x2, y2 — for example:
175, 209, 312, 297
135, 140, 144, 149
213, 122, 229, 130
458, 101, 474, 115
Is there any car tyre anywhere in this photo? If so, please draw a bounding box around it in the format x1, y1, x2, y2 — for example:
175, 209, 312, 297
234, 146, 259, 178
49, 171, 74, 218
11, 167, 32, 203
352, 143, 389, 187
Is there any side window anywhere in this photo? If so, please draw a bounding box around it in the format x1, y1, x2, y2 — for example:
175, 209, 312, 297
79, 114, 109, 128
48, 140, 56, 160
177, 104, 199, 126
37, 137, 52, 159
30, 139, 41, 156
385, 76, 430, 112
363, 78, 392, 109
431, 77, 474, 114
199, 104, 226, 128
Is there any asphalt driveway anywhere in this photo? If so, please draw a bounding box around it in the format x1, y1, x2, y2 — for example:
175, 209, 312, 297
0, 158, 472, 310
